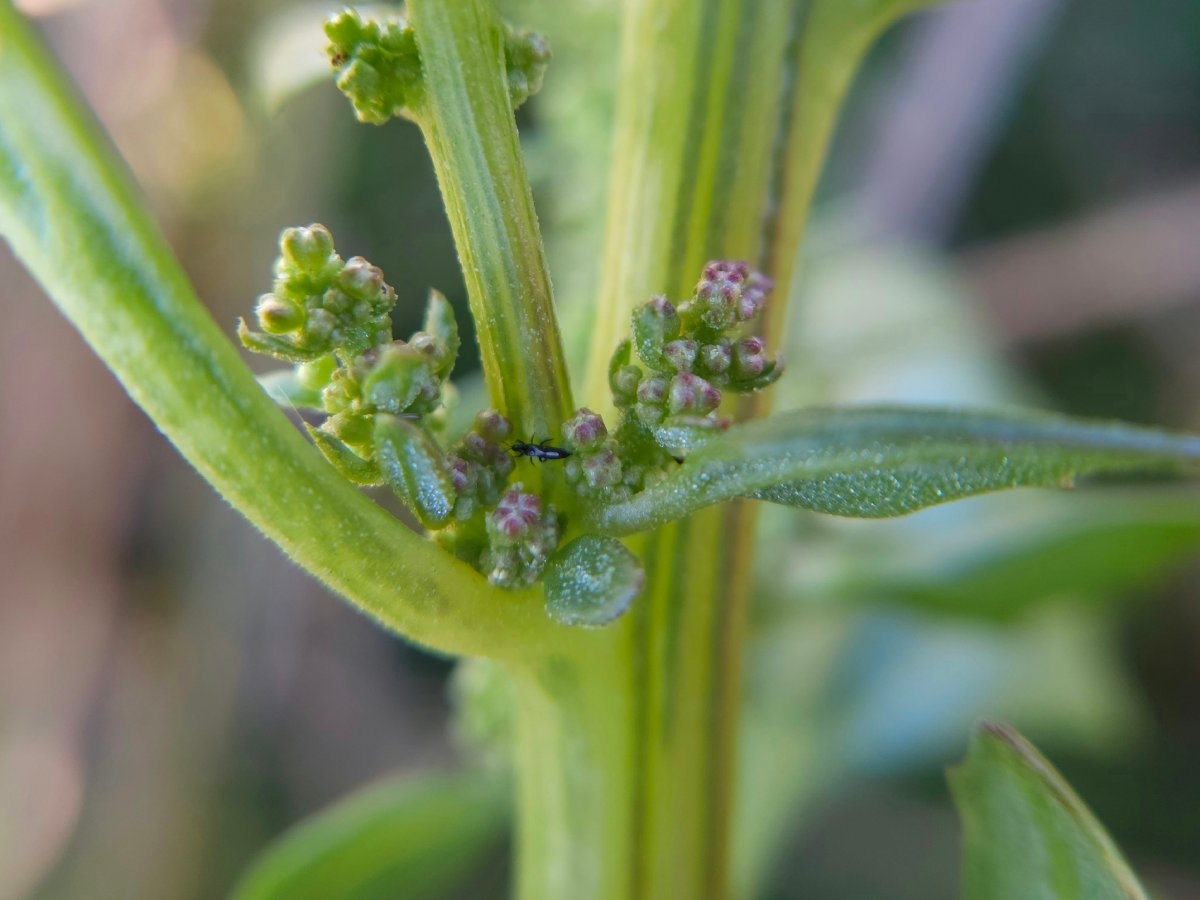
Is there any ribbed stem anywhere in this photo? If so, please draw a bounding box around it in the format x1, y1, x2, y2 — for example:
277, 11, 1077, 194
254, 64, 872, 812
407, 0, 574, 437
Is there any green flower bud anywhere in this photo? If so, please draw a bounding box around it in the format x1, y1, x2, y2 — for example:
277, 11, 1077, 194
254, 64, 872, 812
504, 23, 550, 109
255, 294, 303, 334
326, 10, 422, 125
280, 224, 336, 275
632, 296, 680, 372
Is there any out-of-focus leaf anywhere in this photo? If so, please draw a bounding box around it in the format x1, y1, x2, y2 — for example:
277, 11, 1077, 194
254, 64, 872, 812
230, 770, 508, 900
949, 722, 1150, 900
589, 406, 1200, 535
732, 603, 1146, 900
854, 492, 1200, 619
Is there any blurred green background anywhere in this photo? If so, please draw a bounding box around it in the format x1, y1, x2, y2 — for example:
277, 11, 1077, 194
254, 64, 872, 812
4, 0, 1200, 898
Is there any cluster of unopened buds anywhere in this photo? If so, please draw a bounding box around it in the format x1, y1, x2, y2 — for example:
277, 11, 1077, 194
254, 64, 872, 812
446, 410, 516, 522
482, 485, 561, 588
241, 235, 781, 593
325, 8, 550, 125
609, 260, 781, 457
240, 223, 396, 362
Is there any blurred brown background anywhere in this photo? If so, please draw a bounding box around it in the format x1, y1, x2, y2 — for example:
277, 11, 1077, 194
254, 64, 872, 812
4, 0, 1200, 898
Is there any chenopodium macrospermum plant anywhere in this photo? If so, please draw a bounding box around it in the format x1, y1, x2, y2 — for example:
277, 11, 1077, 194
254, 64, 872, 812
239, 222, 781, 619
235, 5, 1200, 631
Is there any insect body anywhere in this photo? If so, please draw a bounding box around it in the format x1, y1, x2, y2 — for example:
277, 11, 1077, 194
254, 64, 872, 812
510, 438, 573, 462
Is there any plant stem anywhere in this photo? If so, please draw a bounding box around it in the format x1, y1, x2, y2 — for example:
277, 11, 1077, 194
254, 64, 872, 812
407, 0, 574, 438
513, 1, 801, 897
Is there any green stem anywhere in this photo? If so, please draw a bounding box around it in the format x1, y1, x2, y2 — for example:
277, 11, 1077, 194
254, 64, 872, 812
516, 1, 802, 897
510, 515, 747, 900
511, 637, 636, 900
583, 0, 797, 410
407, 0, 573, 437
0, 0, 553, 662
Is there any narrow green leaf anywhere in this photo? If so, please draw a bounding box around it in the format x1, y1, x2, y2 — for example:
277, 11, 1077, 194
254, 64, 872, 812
374, 414, 456, 529
588, 406, 1200, 535
543, 534, 644, 628
230, 770, 509, 900
948, 722, 1149, 900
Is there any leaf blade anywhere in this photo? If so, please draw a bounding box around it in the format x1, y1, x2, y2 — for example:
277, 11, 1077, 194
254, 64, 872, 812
231, 771, 508, 900
948, 722, 1149, 900
588, 406, 1200, 535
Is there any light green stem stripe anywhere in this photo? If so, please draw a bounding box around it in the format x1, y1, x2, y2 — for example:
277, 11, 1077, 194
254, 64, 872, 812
0, 1, 549, 660
522, 1, 807, 898
584, 0, 795, 409
408, 0, 573, 437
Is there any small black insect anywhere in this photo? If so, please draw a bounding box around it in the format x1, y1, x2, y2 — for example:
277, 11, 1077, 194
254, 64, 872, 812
509, 437, 573, 462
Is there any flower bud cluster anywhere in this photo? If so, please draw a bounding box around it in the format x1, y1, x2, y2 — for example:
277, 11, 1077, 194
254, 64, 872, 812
325, 10, 550, 125
326, 10, 423, 125
611, 260, 781, 456
503, 22, 551, 109
445, 410, 516, 522
241, 225, 460, 491
239, 224, 395, 362
483, 484, 561, 589
560, 408, 629, 498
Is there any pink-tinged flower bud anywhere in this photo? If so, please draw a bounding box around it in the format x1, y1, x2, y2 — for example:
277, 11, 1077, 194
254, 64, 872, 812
645, 295, 679, 330
637, 375, 669, 406
563, 408, 608, 450
612, 365, 642, 404
669, 372, 721, 415
582, 449, 623, 488
663, 339, 698, 372
447, 457, 475, 494
491, 487, 542, 540
462, 431, 488, 459
698, 339, 732, 376
732, 336, 767, 380
474, 409, 512, 444
738, 271, 773, 320
700, 260, 749, 285
697, 288, 737, 331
